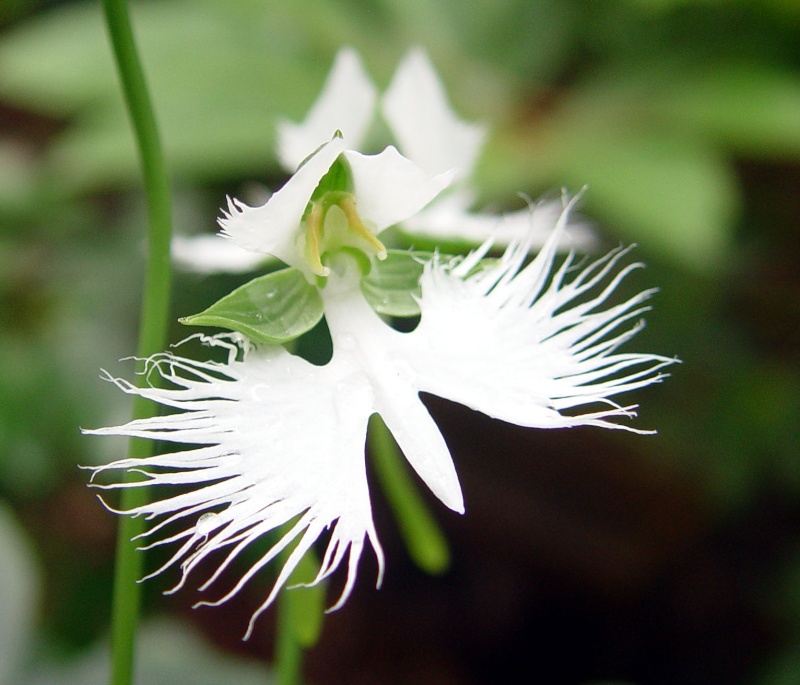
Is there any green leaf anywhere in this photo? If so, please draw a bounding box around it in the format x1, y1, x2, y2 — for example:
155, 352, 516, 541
481, 131, 736, 275
180, 268, 323, 344
654, 63, 800, 157
361, 250, 431, 317
551, 126, 736, 272
0, 0, 366, 190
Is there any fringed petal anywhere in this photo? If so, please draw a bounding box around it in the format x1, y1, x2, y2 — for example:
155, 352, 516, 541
84, 338, 379, 637
404, 197, 677, 431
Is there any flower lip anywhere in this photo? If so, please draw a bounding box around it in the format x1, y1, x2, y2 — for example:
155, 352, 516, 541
86, 196, 675, 637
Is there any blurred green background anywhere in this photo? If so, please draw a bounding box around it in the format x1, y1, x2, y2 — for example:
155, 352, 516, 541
1, 0, 799, 683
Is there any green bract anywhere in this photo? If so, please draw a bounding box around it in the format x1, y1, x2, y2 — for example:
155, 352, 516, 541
361, 249, 429, 317
181, 249, 440, 342
179, 268, 323, 344
309, 155, 350, 201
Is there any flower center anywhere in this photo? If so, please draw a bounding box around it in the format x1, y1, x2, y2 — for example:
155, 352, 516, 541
303, 190, 387, 279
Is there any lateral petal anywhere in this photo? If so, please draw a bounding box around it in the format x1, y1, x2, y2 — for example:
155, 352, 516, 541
404, 200, 676, 432
85, 336, 381, 637
344, 146, 453, 233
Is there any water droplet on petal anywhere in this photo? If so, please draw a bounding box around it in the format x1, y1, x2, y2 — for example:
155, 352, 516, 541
196, 512, 221, 538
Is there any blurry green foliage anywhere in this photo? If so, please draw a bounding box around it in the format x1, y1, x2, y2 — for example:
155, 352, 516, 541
1, 0, 799, 270
0, 0, 799, 682
24, 618, 276, 684
0, 503, 40, 684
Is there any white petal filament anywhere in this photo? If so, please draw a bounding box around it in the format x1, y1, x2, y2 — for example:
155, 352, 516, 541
86, 338, 384, 640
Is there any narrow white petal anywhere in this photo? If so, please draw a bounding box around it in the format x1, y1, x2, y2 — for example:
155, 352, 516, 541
218, 136, 347, 265
84, 338, 379, 637
343, 146, 454, 233
277, 48, 377, 171
404, 199, 676, 431
172, 235, 269, 274
322, 279, 464, 513
403, 192, 597, 251
373, 379, 465, 514
382, 47, 486, 178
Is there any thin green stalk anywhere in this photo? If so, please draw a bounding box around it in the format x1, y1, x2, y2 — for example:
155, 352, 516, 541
367, 415, 450, 574
275, 591, 304, 685
100, 1, 172, 684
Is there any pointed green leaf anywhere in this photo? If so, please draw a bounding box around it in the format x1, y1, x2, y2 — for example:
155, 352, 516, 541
361, 250, 431, 317
180, 268, 323, 344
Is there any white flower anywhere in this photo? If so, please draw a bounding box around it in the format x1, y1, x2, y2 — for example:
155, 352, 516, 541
276, 48, 377, 172
217, 135, 452, 278
175, 48, 592, 277
86, 198, 673, 638
172, 234, 269, 274
279, 47, 594, 249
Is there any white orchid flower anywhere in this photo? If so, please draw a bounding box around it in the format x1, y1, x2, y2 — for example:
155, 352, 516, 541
276, 48, 378, 172
87, 192, 673, 637
279, 47, 593, 249
218, 134, 452, 279
175, 48, 592, 276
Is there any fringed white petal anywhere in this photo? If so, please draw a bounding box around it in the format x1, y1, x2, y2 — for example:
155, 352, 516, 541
85, 339, 383, 638
277, 48, 377, 172
382, 48, 485, 179
404, 198, 677, 432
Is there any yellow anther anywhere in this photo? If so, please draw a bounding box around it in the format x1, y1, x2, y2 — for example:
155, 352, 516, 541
304, 202, 330, 277
302, 192, 387, 278
338, 195, 387, 260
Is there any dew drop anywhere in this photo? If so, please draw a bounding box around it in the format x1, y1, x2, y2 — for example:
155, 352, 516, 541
196, 512, 221, 537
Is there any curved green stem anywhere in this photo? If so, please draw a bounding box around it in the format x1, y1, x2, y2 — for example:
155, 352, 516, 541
100, 1, 172, 684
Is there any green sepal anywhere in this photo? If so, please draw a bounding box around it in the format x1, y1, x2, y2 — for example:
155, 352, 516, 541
284, 548, 326, 648
361, 249, 434, 317
310, 157, 351, 201
179, 267, 323, 344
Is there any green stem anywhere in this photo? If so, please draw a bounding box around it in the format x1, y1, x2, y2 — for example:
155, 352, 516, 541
367, 414, 450, 574
275, 591, 304, 685
101, 1, 172, 684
